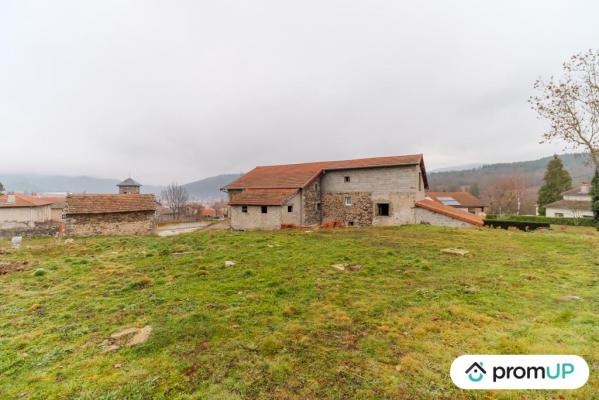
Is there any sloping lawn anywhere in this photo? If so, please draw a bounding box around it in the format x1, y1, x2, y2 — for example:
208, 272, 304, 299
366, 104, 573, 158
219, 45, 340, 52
0, 226, 597, 399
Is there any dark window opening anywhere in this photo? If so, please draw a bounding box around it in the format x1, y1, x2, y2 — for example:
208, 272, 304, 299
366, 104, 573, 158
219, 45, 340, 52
287, 205, 293, 212
261, 206, 268, 214
314, 183, 319, 191
348, 221, 354, 226
241, 206, 248, 213
316, 202, 321, 211
344, 176, 351, 183
377, 203, 390, 216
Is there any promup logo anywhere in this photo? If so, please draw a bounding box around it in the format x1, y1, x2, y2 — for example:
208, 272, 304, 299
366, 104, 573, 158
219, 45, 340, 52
465, 362, 486, 382
451, 355, 589, 390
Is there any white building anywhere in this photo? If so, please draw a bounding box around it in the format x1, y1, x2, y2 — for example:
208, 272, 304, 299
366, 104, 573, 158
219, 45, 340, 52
545, 182, 594, 218
0, 193, 64, 229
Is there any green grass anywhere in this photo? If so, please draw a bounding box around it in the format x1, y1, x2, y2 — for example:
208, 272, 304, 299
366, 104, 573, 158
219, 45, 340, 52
0, 225, 597, 399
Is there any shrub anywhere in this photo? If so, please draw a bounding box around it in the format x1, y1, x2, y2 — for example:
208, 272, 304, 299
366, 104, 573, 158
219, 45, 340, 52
33, 268, 46, 277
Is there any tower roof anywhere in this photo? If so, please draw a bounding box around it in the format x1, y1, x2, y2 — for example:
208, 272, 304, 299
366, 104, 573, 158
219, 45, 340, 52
117, 178, 141, 187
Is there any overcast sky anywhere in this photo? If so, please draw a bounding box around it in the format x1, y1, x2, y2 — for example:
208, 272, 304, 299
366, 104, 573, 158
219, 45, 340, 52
1, 1, 598, 184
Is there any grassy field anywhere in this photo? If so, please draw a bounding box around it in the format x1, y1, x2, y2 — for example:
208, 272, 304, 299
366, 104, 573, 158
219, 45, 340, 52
0, 226, 597, 399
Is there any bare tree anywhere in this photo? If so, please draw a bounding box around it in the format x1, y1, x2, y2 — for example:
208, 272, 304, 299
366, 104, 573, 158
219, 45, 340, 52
161, 183, 189, 220
530, 49, 599, 171
483, 174, 528, 215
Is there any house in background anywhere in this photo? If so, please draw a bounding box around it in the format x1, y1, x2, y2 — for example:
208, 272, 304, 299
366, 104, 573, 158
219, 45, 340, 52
63, 177, 157, 236
0, 193, 64, 229
223, 154, 483, 230
545, 182, 593, 218
426, 191, 487, 215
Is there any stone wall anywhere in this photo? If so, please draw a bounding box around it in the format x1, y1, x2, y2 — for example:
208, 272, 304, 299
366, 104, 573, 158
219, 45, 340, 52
321, 165, 423, 194
64, 211, 155, 236
415, 208, 474, 228
322, 192, 373, 227
0, 221, 60, 238
301, 178, 322, 225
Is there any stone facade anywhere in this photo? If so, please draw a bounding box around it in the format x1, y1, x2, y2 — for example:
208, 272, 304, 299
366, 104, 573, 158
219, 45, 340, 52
322, 192, 373, 226
301, 179, 322, 225
0, 221, 60, 238
64, 211, 155, 236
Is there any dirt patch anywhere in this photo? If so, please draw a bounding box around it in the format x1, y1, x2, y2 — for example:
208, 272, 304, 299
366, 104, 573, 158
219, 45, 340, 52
0, 261, 30, 276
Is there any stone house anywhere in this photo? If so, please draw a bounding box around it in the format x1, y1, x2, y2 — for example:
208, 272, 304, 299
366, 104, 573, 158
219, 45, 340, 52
0, 193, 64, 230
426, 192, 487, 215
223, 154, 483, 230
545, 182, 594, 218
64, 194, 157, 236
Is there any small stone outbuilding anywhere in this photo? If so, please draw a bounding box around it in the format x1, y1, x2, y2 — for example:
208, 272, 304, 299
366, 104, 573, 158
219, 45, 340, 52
64, 194, 157, 236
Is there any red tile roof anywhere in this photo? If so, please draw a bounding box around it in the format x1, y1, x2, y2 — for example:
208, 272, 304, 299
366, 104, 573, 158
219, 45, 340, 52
0, 193, 64, 208
64, 194, 157, 214
426, 192, 486, 208
225, 154, 427, 190
415, 199, 484, 226
228, 189, 299, 206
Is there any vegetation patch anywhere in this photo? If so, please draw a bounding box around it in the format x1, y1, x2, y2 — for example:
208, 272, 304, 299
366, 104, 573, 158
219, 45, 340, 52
0, 225, 597, 399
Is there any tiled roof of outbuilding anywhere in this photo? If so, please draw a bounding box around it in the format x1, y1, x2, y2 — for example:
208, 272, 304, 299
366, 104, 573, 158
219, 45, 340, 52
225, 154, 427, 190
118, 178, 141, 187
544, 199, 592, 211
415, 199, 484, 226
64, 194, 156, 214
228, 189, 299, 206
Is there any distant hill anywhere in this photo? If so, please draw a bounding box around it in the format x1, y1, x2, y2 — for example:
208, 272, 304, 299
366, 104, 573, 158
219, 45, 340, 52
0, 172, 243, 201
430, 163, 484, 173
429, 153, 594, 190
0, 174, 160, 195
183, 173, 243, 200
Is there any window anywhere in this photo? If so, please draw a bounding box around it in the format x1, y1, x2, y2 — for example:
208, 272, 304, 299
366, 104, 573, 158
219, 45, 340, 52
344, 176, 351, 183
377, 203, 390, 216
314, 183, 319, 191
241, 206, 248, 213
437, 196, 460, 206
261, 206, 268, 214
316, 202, 321, 211
348, 221, 354, 226
344, 196, 352, 206
287, 205, 293, 212
555, 213, 564, 218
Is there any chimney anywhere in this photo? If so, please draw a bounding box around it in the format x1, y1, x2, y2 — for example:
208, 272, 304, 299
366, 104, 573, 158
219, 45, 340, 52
580, 182, 590, 194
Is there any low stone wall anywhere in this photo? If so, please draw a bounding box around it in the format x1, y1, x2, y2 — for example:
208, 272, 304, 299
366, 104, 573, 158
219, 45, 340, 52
0, 222, 61, 238
322, 192, 373, 227
415, 208, 474, 228
64, 211, 155, 236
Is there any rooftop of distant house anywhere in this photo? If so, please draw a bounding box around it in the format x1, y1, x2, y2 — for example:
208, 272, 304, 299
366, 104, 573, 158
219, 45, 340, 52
426, 191, 486, 208
0, 193, 65, 208
118, 178, 141, 187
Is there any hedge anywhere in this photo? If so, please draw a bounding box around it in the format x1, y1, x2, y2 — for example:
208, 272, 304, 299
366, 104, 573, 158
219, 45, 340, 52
485, 214, 595, 227
484, 220, 550, 231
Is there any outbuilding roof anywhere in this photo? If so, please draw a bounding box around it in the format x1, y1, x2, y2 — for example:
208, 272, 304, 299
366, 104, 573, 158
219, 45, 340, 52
415, 199, 484, 226
225, 154, 427, 190
228, 188, 299, 206
64, 194, 157, 214
0, 193, 64, 208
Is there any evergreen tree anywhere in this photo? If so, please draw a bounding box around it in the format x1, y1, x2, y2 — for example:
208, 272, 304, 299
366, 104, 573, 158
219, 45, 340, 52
537, 155, 572, 215
592, 170, 599, 230
469, 183, 480, 197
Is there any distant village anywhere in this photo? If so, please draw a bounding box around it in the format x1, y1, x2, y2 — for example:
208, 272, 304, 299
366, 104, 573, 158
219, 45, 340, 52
0, 152, 594, 237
